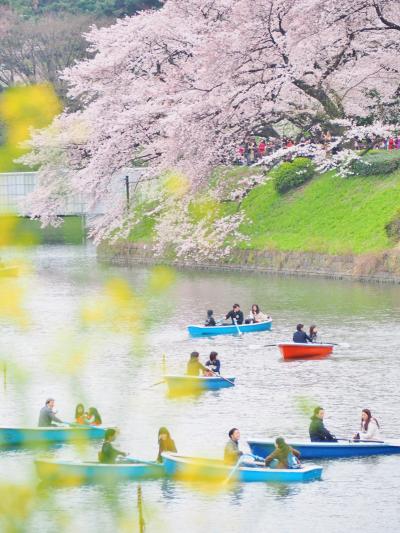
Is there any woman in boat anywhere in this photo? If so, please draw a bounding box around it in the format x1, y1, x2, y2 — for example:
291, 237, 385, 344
204, 309, 216, 327
309, 325, 318, 343
205, 351, 221, 375
186, 351, 208, 376
157, 427, 177, 462
354, 409, 381, 441
98, 428, 127, 464
75, 403, 88, 425
264, 437, 301, 469
246, 304, 270, 324
87, 407, 102, 426
293, 324, 312, 343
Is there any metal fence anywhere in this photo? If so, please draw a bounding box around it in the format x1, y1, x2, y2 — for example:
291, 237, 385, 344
0, 172, 36, 213
0, 172, 85, 215
0, 169, 153, 215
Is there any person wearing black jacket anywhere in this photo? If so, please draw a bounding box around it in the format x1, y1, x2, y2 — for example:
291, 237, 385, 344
204, 309, 216, 327
293, 324, 312, 343
225, 304, 244, 325
309, 407, 337, 442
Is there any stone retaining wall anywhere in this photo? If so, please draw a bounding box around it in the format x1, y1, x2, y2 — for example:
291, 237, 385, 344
98, 242, 400, 284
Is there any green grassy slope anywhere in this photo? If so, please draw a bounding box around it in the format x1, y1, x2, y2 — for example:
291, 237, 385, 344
129, 165, 400, 256
240, 170, 400, 254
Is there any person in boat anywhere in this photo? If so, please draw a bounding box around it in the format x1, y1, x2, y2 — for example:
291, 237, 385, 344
264, 437, 301, 469
205, 351, 221, 375
225, 304, 244, 325
98, 428, 127, 464
75, 403, 88, 425
309, 407, 337, 442
186, 351, 208, 376
38, 398, 64, 427
245, 304, 270, 324
157, 427, 177, 462
224, 428, 244, 465
293, 324, 312, 343
87, 407, 102, 426
204, 309, 216, 327
353, 409, 381, 441
309, 325, 318, 343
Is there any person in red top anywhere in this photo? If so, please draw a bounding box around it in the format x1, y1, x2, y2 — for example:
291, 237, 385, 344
258, 139, 266, 158
388, 137, 395, 150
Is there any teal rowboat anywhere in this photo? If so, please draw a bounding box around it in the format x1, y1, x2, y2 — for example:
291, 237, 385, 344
164, 375, 235, 393
35, 458, 164, 484
162, 453, 322, 483
188, 320, 272, 337
0, 426, 107, 446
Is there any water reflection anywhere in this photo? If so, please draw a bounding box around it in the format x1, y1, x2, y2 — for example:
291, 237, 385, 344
1, 246, 400, 532
267, 483, 301, 500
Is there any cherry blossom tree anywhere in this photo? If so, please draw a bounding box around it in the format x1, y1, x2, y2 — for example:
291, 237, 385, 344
22, 0, 400, 247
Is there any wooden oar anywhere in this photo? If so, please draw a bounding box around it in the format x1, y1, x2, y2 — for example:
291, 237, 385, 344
54, 421, 76, 427
147, 380, 165, 388
122, 456, 159, 466
323, 342, 350, 348
233, 319, 243, 336
336, 438, 385, 443
223, 453, 258, 484
223, 455, 244, 484
209, 370, 235, 387
264, 344, 278, 347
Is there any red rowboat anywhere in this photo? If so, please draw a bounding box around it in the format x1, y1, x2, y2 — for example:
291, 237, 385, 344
278, 342, 334, 360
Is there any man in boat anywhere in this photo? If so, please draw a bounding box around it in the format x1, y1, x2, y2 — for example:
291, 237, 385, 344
186, 351, 208, 376
293, 324, 312, 343
225, 304, 244, 325
309, 407, 337, 442
38, 398, 64, 427
98, 428, 127, 464
224, 428, 244, 464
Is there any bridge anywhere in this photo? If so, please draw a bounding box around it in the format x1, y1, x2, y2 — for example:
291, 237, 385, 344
0, 168, 153, 215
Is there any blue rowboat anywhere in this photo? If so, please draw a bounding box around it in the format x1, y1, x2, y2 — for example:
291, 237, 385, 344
162, 453, 322, 483
187, 320, 272, 337
164, 375, 235, 393
0, 426, 108, 446
247, 438, 400, 459
35, 458, 164, 485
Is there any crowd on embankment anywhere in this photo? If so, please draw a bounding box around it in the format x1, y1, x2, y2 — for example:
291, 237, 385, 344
237, 134, 400, 165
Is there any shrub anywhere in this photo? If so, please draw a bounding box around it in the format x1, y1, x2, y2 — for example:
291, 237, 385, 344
272, 157, 316, 194
385, 210, 400, 242
351, 151, 400, 176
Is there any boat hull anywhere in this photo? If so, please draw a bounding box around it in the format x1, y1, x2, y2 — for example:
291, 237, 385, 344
35, 458, 164, 485
162, 453, 322, 483
188, 320, 272, 337
278, 343, 333, 360
164, 375, 235, 393
247, 439, 400, 459
0, 426, 107, 446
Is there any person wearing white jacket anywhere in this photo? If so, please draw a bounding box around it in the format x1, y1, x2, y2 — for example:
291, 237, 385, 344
355, 409, 381, 441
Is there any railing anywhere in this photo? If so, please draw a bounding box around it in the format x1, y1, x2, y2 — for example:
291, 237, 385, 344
0, 168, 152, 216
